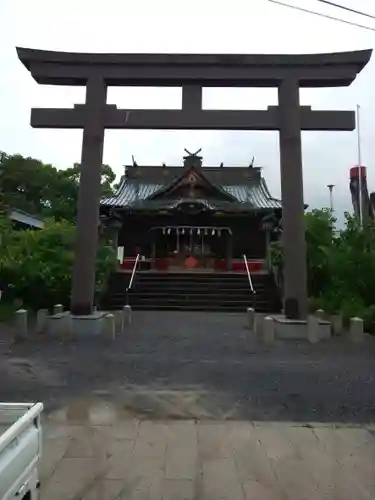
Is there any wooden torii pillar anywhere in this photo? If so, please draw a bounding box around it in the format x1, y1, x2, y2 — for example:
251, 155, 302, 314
17, 48, 372, 318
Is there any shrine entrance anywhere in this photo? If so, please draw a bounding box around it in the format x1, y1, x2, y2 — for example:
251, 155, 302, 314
150, 226, 232, 271
17, 47, 372, 318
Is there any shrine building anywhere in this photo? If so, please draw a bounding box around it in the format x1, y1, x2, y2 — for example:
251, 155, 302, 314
100, 150, 281, 274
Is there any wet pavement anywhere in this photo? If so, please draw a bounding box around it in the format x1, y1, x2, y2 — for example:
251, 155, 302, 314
0, 311, 374, 498
0, 311, 375, 422
40, 398, 375, 500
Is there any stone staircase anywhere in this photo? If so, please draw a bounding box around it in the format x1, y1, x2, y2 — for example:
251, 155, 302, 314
102, 271, 282, 313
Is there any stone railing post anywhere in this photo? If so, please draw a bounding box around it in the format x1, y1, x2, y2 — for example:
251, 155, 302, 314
36, 309, 48, 334
15, 309, 28, 341
307, 315, 319, 343
53, 304, 64, 315
247, 307, 255, 330
315, 309, 325, 321
263, 316, 275, 344
122, 305, 132, 331
104, 313, 115, 342
349, 317, 364, 343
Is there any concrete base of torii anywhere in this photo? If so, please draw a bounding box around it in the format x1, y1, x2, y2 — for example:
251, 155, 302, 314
271, 315, 331, 341
47, 311, 106, 338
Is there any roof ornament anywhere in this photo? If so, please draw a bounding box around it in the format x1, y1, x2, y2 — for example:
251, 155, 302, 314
183, 148, 203, 168
132, 155, 138, 167
162, 162, 166, 168
249, 156, 255, 168
220, 162, 224, 168
184, 148, 202, 156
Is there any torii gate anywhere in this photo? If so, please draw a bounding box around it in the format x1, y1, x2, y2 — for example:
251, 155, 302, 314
17, 48, 372, 319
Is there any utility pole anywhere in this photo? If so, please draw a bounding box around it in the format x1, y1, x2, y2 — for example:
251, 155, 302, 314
357, 104, 363, 227
327, 184, 335, 212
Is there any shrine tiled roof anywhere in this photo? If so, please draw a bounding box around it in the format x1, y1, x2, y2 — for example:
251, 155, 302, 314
101, 164, 282, 211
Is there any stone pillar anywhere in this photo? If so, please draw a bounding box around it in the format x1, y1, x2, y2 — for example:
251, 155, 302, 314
122, 305, 132, 330
15, 309, 28, 341
53, 304, 63, 315
104, 313, 115, 342
247, 307, 255, 330
349, 317, 364, 343
263, 316, 275, 344
315, 309, 325, 321
278, 78, 308, 320
307, 315, 319, 343
36, 309, 48, 334
70, 76, 107, 315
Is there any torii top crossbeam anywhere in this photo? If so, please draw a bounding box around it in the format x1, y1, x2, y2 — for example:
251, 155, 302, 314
17, 47, 371, 87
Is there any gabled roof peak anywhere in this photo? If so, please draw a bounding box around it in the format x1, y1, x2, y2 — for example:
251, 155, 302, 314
148, 162, 237, 202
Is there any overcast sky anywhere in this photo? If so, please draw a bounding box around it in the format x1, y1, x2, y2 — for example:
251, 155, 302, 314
1, 0, 374, 223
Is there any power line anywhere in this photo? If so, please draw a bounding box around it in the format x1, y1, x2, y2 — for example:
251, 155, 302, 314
313, 0, 375, 21
268, 0, 375, 32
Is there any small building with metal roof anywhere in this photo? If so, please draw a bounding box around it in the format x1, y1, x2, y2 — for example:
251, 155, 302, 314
8, 208, 45, 229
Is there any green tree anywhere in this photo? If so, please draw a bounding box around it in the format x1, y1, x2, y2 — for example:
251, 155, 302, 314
270, 208, 336, 298
325, 214, 375, 314
0, 216, 117, 310
61, 162, 116, 197
270, 210, 375, 330
305, 208, 336, 297
0, 152, 116, 222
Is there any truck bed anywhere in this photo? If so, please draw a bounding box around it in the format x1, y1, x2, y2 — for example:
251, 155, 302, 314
0, 425, 9, 438
0, 402, 44, 500
0, 404, 36, 438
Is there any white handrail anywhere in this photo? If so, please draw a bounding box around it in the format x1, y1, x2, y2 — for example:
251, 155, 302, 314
243, 254, 255, 294
127, 253, 140, 291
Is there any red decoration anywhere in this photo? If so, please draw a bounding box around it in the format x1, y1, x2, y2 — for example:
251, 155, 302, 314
185, 256, 199, 269
250, 262, 262, 272
231, 260, 262, 272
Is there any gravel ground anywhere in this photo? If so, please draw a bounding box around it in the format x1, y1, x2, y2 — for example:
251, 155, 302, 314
0, 311, 374, 423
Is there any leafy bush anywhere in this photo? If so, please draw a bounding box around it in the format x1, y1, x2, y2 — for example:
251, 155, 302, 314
0, 217, 117, 311
270, 209, 375, 332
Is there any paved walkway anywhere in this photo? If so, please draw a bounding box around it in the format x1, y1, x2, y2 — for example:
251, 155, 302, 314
41, 401, 375, 500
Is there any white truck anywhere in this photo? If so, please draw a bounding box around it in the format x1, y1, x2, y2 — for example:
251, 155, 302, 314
0, 403, 43, 500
